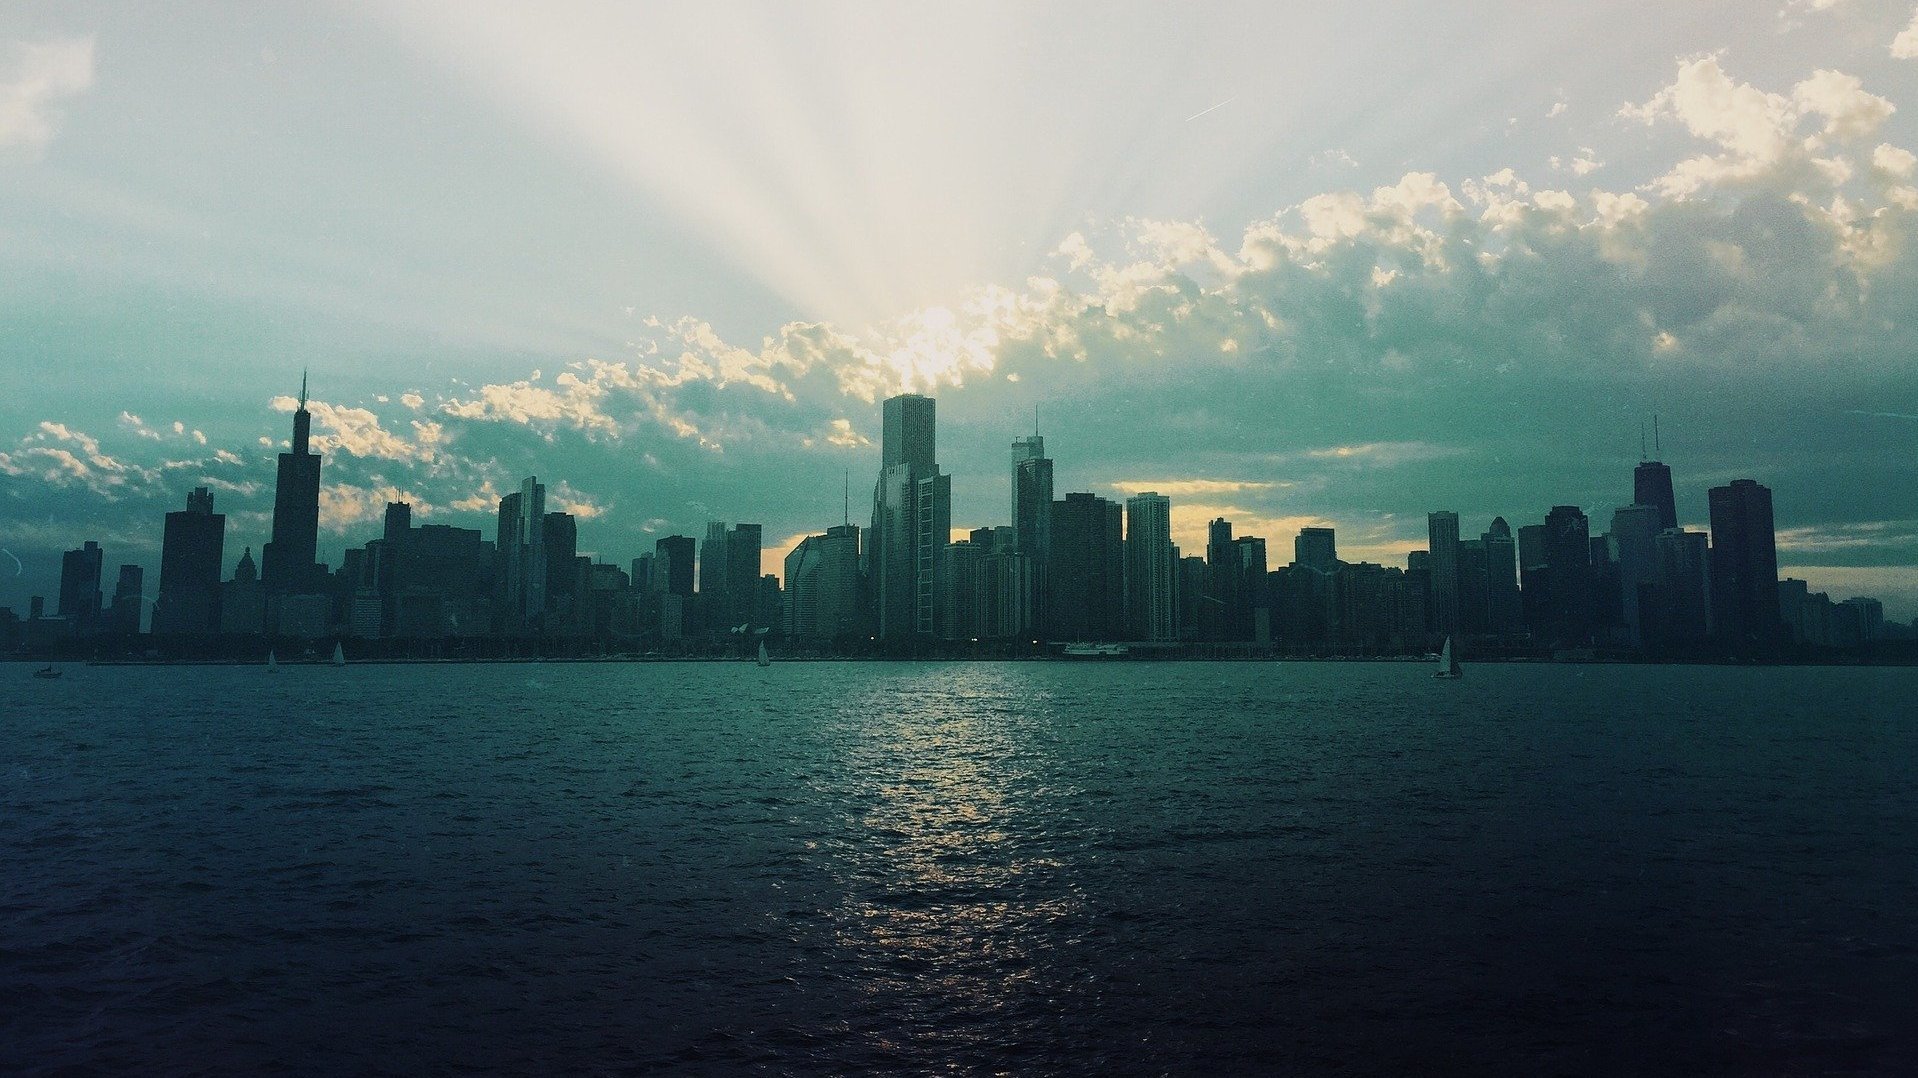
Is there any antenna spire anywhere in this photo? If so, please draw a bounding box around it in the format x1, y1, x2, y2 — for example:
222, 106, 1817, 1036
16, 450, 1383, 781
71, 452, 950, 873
1653, 414, 1661, 457
1640, 420, 1647, 462
842, 468, 849, 527
299, 368, 308, 410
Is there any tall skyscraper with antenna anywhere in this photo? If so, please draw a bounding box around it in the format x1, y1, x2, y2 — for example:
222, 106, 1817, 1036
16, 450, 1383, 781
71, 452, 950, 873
1634, 415, 1678, 531
262, 371, 324, 594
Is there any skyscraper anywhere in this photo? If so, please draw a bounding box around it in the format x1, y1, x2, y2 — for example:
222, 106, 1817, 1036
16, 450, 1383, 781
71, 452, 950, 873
108, 564, 143, 635
1011, 434, 1053, 627
154, 486, 225, 636
784, 523, 862, 640
1294, 527, 1338, 574
1204, 517, 1237, 640
57, 540, 103, 631
1049, 493, 1124, 640
1708, 478, 1782, 655
1427, 511, 1461, 641
262, 372, 324, 594
653, 535, 695, 597
727, 523, 764, 627
869, 393, 950, 641
1482, 517, 1521, 634
1634, 460, 1677, 532
1540, 505, 1594, 647
496, 476, 546, 632
1610, 504, 1663, 646
1124, 492, 1175, 640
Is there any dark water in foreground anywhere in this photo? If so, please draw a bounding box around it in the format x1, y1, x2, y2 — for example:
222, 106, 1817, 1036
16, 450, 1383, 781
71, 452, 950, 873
3, 661, 1915, 1075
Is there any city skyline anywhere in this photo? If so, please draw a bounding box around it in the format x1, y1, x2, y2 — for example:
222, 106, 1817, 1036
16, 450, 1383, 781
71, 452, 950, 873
4, 5, 1918, 620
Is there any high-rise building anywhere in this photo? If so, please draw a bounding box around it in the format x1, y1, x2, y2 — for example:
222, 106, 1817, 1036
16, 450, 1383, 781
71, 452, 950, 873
58, 540, 103, 632
220, 548, 265, 635
543, 511, 579, 625
108, 564, 142, 635
1011, 435, 1053, 627
1482, 517, 1521, 634
262, 373, 325, 594
1540, 505, 1593, 647
654, 535, 695, 597
1708, 479, 1782, 655
1457, 537, 1489, 635
1634, 460, 1678, 532
1650, 528, 1712, 647
1124, 492, 1175, 640
496, 476, 546, 632
699, 521, 729, 601
784, 524, 862, 640
154, 486, 225, 636
1427, 511, 1461, 641
1049, 493, 1124, 640
727, 524, 764, 627
1294, 527, 1338, 574
1204, 517, 1237, 640
1610, 504, 1663, 646
869, 393, 950, 641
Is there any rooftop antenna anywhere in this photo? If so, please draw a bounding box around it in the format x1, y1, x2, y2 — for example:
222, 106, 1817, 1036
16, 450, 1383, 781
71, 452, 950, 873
1640, 420, 1648, 462
842, 468, 849, 527
299, 368, 308, 410
1034, 403, 1040, 437
1653, 414, 1662, 457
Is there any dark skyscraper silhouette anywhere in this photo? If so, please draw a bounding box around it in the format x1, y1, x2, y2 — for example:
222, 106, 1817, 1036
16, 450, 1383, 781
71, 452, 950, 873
1427, 511, 1461, 640
261, 373, 324, 594
109, 564, 143, 634
1124, 492, 1175, 641
154, 486, 225, 635
654, 535, 695, 597
1294, 527, 1338, 574
870, 393, 950, 640
1708, 479, 1782, 655
1049, 493, 1124, 640
57, 540, 103, 630
1540, 505, 1594, 647
1483, 517, 1521, 633
1634, 460, 1678, 532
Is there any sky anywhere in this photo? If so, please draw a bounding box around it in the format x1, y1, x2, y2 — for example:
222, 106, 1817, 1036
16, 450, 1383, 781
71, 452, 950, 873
3, 1, 1917, 620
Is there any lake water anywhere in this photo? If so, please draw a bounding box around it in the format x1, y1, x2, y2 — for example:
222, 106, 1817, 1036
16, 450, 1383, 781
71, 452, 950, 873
4, 661, 1915, 1074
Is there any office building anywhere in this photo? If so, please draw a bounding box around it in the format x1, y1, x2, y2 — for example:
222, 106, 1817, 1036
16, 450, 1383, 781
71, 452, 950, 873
58, 541, 103, 632
262, 373, 325, 594
1708, 479, 1781, 654
153, 486, 225, 636
1124, 492, 1176, 640
869, 393, 951, 640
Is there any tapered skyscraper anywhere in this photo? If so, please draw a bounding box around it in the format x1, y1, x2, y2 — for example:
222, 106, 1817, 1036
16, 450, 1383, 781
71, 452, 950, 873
1634, 461, 1677, 532
261, 372, 324, 594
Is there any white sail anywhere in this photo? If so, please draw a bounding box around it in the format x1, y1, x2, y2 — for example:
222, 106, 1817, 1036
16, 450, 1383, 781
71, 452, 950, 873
331, 643, 346, 666
267, 650, 278, 671
757, 642, 770, 667
1437, 637, 1451, 672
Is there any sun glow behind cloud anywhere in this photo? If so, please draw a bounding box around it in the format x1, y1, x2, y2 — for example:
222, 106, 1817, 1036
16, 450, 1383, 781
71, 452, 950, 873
365, 3, 1351, 328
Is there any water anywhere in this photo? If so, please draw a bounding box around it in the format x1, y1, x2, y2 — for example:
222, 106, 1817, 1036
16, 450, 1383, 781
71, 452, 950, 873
4, 661, 1915, 1075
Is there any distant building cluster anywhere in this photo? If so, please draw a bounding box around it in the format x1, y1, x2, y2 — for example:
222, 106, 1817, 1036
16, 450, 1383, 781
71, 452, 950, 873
2, 384, 1912, 660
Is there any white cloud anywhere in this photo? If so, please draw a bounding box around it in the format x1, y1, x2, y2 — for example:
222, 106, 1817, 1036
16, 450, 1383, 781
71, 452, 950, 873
1894, 9, 1918, 58
0, 37, 95, 155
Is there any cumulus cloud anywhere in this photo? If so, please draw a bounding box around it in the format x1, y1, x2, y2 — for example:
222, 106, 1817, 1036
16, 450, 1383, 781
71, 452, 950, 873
0, 37, 95, 155
1894, 9, 1918, 58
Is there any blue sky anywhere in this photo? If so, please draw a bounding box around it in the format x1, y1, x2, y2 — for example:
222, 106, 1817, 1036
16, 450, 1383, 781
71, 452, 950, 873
3, 1, 1917, 618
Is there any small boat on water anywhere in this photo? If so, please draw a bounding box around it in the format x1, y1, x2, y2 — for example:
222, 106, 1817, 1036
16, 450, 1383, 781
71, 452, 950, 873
757, 641, 771, 667
1433, 636, 1462, 679
32, 665, 61, 679
330, 643, 346, 667
1062, 642, 1128, 658
266, 650, 279, 671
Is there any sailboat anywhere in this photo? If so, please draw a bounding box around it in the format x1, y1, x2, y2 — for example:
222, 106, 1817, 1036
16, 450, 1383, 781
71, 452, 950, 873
756, 641, 771, 667
32, 664, 61, 680
1433, 636, 1462, 679
330, 642, 346, 667
266, 650, 279, 672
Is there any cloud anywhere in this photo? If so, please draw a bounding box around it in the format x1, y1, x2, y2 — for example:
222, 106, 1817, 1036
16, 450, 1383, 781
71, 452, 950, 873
1895, 9, 1918, 58
1108, 479, 1279, 497
1620, 54, 1895, 197
0, 37, 95, 155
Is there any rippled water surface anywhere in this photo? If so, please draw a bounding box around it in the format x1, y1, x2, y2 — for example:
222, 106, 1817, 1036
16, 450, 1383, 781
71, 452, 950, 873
4, 661, 1916, 1074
